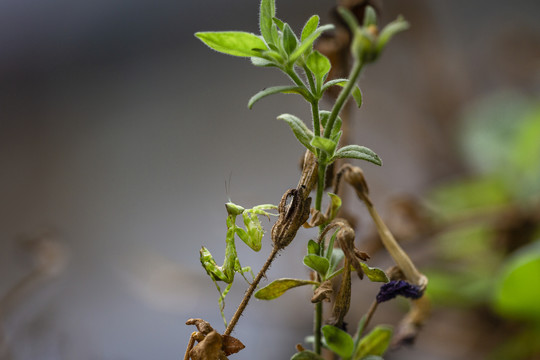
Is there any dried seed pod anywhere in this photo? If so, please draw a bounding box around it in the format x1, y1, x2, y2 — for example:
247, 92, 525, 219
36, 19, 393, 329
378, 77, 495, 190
297, 150, 318, 193
328, 256, 351, 329
271, 187, 311, 250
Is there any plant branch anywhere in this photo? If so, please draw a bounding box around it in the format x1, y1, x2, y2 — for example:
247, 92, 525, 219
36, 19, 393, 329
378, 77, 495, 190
224, 246, 280, 336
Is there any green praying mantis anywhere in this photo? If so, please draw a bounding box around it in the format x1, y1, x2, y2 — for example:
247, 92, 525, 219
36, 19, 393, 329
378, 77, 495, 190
200, 201, 277, 327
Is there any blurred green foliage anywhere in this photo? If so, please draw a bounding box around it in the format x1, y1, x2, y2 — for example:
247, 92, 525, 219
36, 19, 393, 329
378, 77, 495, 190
424, 91, 540, 358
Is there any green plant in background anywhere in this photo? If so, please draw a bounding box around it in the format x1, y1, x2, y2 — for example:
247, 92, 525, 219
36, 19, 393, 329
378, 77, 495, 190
185, 1, 424, 359
424, 92, 540, 359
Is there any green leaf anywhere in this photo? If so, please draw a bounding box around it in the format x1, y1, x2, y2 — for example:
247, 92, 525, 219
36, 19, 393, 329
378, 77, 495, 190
195, 32, 268, 57
326, 193, 342, 223
255, 278, 317, 300
494, 241, 540, 321
311, 136, 337, 156
251, 57, 277, 67
359, 263, 389, 283
282, 23, 298, 55
308, 239, 320, 255
328, 248, 345, 276
352, 86, 363, 108
306, 51, 331, 86
325, 230, 339, 261
332, 145, 382, 166
259, 0, 276, 45
272, 17, 285, 31
301, 15, 320, 42
363, 6, 377, 27
353, 325, 393, 360
289, 24, 334, 64
277, 114, 315, 153
303, 254, 330, 277
337, 7, 360, 33
248, 85, 311, 109
319, 111, 342, 138
321, 78, 348, 92
329, 80, 362, 108
322, 325, 354, 359
376, 16, 409, 54
291, 350, 325, 360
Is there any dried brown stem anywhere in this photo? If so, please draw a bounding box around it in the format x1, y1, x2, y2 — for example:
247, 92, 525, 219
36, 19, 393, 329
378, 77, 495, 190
223, 246, 279, 336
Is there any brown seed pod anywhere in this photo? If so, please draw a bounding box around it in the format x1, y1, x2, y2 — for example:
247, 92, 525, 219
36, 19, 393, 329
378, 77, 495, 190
221, 335, 245, 356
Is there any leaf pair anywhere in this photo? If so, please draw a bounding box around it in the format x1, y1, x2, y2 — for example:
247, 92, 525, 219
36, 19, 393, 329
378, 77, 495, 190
320, 323, 392, 360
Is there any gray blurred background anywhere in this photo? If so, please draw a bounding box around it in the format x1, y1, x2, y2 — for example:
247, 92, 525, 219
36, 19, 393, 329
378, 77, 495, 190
1, 0, 539, 359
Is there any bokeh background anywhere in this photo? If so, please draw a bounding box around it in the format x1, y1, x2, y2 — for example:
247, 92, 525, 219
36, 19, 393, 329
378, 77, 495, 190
1, 0, 539, 359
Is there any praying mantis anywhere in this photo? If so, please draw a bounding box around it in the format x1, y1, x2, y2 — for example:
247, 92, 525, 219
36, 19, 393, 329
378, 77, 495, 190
200, 201, 277, 327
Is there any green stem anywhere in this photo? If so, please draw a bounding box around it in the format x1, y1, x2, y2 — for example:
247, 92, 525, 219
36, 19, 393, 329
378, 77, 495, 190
323, 59, 363, 139
313, 160, 326, 355
285, 66, 307, 88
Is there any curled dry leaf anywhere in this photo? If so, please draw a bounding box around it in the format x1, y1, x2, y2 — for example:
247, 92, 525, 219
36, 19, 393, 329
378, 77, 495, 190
221, 335, 245, 356
189, 331, 227, 360
311, 280, 333, 303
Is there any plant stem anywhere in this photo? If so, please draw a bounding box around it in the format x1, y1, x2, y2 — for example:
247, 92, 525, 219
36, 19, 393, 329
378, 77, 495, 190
323, 59, 363, 139
286, 67, 307, 89
223, 246, 280, 336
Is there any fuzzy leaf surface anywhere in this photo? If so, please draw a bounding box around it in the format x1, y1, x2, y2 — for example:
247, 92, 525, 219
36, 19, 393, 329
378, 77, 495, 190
301, 15, 320, 42
195, 32, 267, 57
277, 114, 315, 152
259, 0, 276, 45
332, 145, 382, 166
289, 24, 334, 64
311, 136, 337, 156
248, 86, 310, 109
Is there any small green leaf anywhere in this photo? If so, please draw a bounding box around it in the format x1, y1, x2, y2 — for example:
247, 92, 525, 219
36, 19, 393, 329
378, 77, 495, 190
289, 24, 334, 64
311, 136, 337, 156
277, 114, 315, 153
291, 350, 325, 360
352, 86, 363, 108
303, 254, 330, 276
359, 263, 389, 283
325, 230, 339, 261
255, 278, 317, 300
195, 32, 268, 57
248, 86, 311, 109
306, 50, 331, 86
328, 248, 345, 276
337, 7, 360, 33
321, 78, 348, 92
308, 239, 320, 255
376, 16, 409, 54
282, 23, 298, 55
332, 145, 382, 166
272, 17, 285, 31
363, 6, 377, 27
322, 325, 354, 359
329, 80, 362, 108
251, 57, 277, 67
353, 325, 393, 360
259, 0, 276, 45
301, 15, 320, 42
326, 193, 342, 223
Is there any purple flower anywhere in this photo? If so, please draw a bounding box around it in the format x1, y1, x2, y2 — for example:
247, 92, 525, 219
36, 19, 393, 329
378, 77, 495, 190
376, 280, 423, 303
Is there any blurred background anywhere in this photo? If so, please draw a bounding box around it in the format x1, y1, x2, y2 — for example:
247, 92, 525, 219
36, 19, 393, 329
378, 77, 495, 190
1, 0, 539, 359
